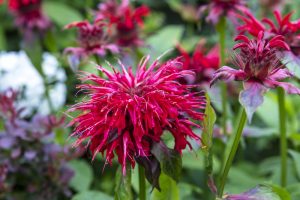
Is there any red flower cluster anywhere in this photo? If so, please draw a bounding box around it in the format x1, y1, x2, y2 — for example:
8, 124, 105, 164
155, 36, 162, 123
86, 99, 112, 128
69, 56, 205, 174
8, 0, 51, 33
95, 0, 150, 47
64, 21, 119, 66
177, 43, 219, 84
198, 0, 249, 24
238, 10, 300, 56
211, 32, 300, 121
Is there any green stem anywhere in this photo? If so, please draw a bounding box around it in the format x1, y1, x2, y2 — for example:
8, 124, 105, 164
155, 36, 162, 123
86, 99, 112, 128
218, 109, 247, 197
138, 165, 146, 200
216, 17, 228, 136
277, 87, 287, 187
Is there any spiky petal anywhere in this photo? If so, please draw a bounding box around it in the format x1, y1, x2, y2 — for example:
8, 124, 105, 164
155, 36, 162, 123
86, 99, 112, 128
69, 56, 206, 174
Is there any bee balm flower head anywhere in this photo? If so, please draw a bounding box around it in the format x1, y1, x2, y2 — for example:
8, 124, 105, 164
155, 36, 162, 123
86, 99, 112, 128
198, 0, 250, 24
69, 56, 206, 175
211, 32, 300, 121
95, 0, 150, 47
8, 0, 51, 35
64, 21, 119, 71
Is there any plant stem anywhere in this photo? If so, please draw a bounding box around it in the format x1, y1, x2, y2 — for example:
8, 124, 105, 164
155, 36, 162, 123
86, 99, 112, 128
277, 87, 287, 187
138, 165, 146, 200
218, 109, 247, 197
216, 17, 228, 136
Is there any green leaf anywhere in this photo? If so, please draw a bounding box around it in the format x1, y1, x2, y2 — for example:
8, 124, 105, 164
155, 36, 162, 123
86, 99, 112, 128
43, 2, 83, 27
223, 184, 287, 200
114, 166, 133, 200
23, 39, 43, 77
151, 173, 180, 200
43, 30, 58, 53
0, 25, 6, 50
287, 184, 300, 200
69, 160, 93, 192
202, 94, 216, 151
146, 25, 184, 58
267, 184, 291, 200
288, 150, 300, 179
151, 142, 182, 182
72, 191, 113, 200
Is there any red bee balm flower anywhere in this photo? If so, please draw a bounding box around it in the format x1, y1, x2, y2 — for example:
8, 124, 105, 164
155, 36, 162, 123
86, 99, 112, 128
69, 56, 205, 174
8, 0, 51, 33
177, 42, 220, 84
198, 0, 249, 24
211, 32, 300, 121
64, 21, 119, 70
96, 0, 150, 47
238, 10, 300, 57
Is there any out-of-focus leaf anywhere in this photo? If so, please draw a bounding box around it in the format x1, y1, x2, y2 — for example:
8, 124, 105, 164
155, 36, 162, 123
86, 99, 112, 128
288, 150, 300, 179
287, 184, 300, 200
223, 184, 285, 200
72, 191, 113, 200
178, 182, 202, 199
151, 173, 179, 200
0, 26, 6, 50
151, 141, 182, 182
69, 160, 93, 192
23, 39, 43, 77
114, 166, 133, 200
226, 166, 265, 194
256, 93, 278, 128
146, 25, 184, 59
267, 184, 291, 200
182, 150, 221, 173
43, 2, 83, 27
43, 30, 58, 53
258, 157, 298, 185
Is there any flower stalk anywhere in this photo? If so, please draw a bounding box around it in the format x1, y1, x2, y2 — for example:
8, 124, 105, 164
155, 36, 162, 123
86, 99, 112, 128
138, 165, 146, 200
216, 16, 228, 136
277, 87, 287, 187
218, 109, 247, 197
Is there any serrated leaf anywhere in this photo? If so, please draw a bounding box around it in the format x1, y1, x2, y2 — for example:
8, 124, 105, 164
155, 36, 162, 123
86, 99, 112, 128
146, 25, 184, 58
43, 2, 83, 27
72, 191, 113, 200
114, 166, 133, 200
151, 141, 182, 182
69, 160, 93, 192
151, 173, 179, 200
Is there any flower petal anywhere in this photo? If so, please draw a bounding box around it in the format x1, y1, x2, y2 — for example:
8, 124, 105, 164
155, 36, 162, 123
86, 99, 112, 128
239, 81, 267, 123
210, 66, 247, 86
